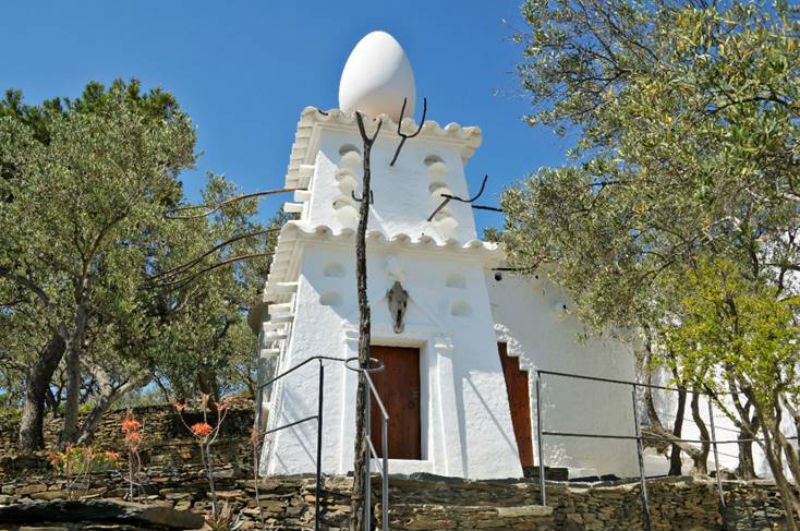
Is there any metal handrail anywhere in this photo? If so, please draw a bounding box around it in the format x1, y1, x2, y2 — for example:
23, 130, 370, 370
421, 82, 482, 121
532, 369, 790, 531
365, 369, 390, 421
537, 368, 740, 395
259, 355, 347, 390
259, 356, 338, 531
363, 369, 390, 531
259, 354, 391, 531
343, 356, 391, 529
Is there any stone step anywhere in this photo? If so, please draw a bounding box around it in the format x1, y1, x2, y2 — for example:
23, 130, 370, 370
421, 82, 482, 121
0, 499, 204, 530
380, 503, 554, 531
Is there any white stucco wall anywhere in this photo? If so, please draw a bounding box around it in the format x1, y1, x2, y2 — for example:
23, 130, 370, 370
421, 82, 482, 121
260, 110, 648, 481
303, 124, 479, 244
260, 115, 521, 479
261, 242, 522, 479
486, 272, 640, 478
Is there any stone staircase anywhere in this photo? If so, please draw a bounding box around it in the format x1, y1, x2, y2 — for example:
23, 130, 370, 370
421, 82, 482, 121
377, 476, 554, 531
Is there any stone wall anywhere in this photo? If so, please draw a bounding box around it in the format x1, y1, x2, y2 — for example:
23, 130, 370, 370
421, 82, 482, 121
0, 400, 254, 482
0, 399, 254, 456
0, 467, 348, 530
0, 467, 792, 530
0, 402, 792, 530
383, 475, 790, 531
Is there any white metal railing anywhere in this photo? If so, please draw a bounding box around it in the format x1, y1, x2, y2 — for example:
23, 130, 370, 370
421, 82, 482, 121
364, 369, 389, 531
258, 354, 390, 531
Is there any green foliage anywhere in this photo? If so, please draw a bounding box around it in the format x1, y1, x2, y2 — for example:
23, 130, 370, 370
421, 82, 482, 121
661, 258, 800, 409
0, 80, 195, 423
0, 79, 277, 442
506, 0, 800, 521
49, 445, 121, 477
505, 0, 800, 327
144, 197, 286, 400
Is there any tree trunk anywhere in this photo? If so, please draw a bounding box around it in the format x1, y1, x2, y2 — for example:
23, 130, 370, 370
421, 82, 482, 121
44, 386, 59, 419
60, 301, 89, 446
18, 333, 66, 453
76, 367, 146, 445
727, 380, 759, 479
196, 362, 220, 404
641, 366, 688, 475
75, 395, 114, 446
59, 342, 81, 446
669, 386, 687, 475
350, 112, 380, 531
795, 416, 800, 467
690, 388, 710, 475
736, 432, 757, 479
759, 412, 800, 530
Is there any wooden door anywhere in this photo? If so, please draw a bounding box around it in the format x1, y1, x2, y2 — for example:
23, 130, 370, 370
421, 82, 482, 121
498, 342, 534, 468
369, 345, 421, 459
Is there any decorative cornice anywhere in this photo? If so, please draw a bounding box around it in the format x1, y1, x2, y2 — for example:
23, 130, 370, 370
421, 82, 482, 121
285, 107, 483, 189
262, 221, 503, 301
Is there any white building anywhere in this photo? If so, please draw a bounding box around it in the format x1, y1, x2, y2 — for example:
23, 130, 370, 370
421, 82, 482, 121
253, 31, 638, 480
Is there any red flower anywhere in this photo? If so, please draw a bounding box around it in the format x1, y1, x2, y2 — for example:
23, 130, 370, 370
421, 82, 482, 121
126, 431, 142, 443
191, 422, 213, 437
122, 417, 141, 434
105, 451, 120, 461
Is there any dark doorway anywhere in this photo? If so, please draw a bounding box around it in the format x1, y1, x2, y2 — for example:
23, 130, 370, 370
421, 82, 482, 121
498, 342, 534, 469
369, 345, 421, 460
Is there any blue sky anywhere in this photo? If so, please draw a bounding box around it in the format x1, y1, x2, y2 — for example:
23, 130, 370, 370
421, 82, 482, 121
2, 1, 572, 233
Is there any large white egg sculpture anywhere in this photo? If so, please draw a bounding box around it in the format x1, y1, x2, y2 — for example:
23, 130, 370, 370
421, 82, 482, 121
338, 31, 416, 122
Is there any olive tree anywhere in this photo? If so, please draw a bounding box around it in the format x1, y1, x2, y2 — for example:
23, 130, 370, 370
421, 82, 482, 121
503, 0, 800, 524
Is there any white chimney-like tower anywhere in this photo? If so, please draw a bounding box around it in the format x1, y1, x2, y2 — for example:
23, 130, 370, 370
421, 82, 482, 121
256, 31, 523, 478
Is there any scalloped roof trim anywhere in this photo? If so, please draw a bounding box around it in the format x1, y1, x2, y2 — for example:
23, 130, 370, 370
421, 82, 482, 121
285, 107, 483, 188
307, 107, 482, 140
262, 221, 501, 301
280, 221, 498, 251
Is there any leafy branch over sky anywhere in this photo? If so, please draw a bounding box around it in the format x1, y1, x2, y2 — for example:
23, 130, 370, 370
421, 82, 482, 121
504, 0, 800, 525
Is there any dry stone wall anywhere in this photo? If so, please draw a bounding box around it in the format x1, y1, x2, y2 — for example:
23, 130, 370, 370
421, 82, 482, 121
0, 400, 253, 457
0, 402, 792, 530
0, 469, 791, 530
384, 475, 790, 531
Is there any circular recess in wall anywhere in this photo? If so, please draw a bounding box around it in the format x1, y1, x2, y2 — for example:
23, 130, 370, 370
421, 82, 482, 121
333, 206, 358, 228
429, 181, 453, 198
424, 154, 443, 165
450, 300, 472, 317
424, 154, 447, 176
339, 144, 362, 167
335, 169, 359, 194
553, 301, 570, 316
445, 273, 466, 289
332, 197, 358, 228
320, 291, 343, 307
323, 262, 346, 278
339, 144, 361, 157
431, 208, 459, 234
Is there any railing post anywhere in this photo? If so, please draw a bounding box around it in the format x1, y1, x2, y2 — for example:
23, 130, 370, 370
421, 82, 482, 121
631, 384, 652, 531
707, 397, 725, 509
382, 413, 388, 531
534, 370, 546, 506
255, 386, 263, 434
315, 360, 324, 531
365, 375, 372, 529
